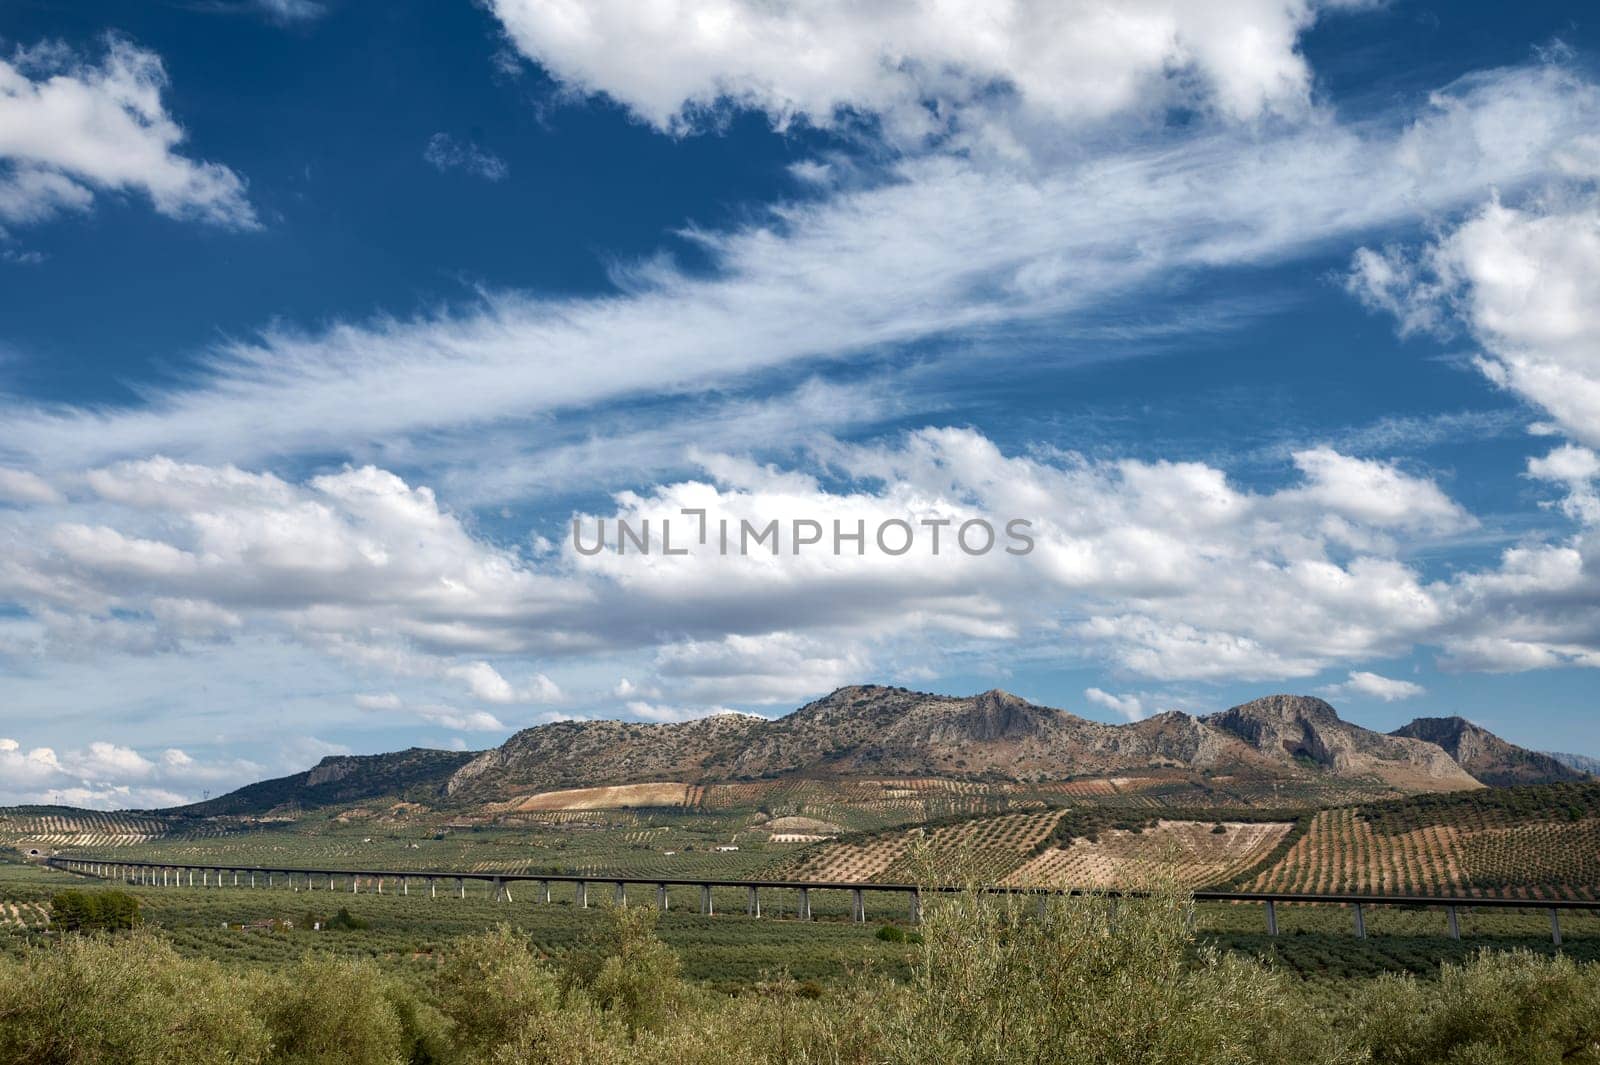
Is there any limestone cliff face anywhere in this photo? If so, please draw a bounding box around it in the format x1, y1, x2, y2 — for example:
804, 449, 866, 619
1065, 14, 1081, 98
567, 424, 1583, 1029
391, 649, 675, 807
1205, 695, 1480, 790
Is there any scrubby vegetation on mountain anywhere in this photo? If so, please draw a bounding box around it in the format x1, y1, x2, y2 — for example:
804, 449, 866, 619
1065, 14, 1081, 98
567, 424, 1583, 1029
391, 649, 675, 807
167, 748, 476, 818
441, 687, 1502, 806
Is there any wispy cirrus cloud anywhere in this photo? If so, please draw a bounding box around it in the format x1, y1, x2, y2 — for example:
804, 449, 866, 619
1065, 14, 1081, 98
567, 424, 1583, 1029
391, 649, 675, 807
2, 63, 1593, 474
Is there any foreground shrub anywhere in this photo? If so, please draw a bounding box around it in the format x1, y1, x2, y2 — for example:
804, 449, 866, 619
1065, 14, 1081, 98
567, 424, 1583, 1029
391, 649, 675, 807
1350, 948, 1600, 1064
434, 926, 565, 1056
563, 905, 690, 1036
0, 932, 269, 1065
12, 887, 1600, 1065
889, 890, 1336, 1065
259, 954, 437, 1065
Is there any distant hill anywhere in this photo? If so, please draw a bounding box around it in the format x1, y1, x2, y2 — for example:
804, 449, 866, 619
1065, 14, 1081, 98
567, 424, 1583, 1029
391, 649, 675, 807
1390, 717, 1586, 787
443, 687, 1484, 804
165, 748, 476, 818
1544, 750, 1600, 776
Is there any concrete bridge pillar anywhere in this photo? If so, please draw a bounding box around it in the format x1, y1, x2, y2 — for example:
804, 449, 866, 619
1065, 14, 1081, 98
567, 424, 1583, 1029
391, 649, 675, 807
188, 869, 194, 887
1550, 908, 1562, 946
538, 880, 550, 904
747, 887, 760, 917
493, 878, 512, 903
797, 887, 812, 921
614, 882, 626, 906
429, 878, 437, 898
329, 873, 336, 891
401, 877, 408, 896
577, 881, 589, 909
352, 875, 359, 894
909, 891, 921, 926
1266, 900, 1278, 936
657, 884, 669, 911
700, 885, 714, 915
852, 888, 866, 923
456, 877, 465, 899
377, 877, 384, 895
1352, 903, 1366, 939
1446, 906, 1459, 940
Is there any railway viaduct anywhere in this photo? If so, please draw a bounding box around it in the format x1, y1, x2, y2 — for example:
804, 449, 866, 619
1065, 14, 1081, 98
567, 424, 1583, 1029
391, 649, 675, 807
47, 855, 1598, 944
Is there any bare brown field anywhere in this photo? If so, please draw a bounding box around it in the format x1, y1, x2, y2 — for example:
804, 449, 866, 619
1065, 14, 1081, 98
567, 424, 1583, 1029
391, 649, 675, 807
495, 782, 694, 812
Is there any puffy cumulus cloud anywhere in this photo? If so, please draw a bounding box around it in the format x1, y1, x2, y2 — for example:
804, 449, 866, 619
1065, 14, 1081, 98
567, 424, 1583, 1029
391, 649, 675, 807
1349, 196, 1600, 449
6, 64, 1597, 475
0, 735, 257, 807
444, 661, 562, 705
0, 38, 254, 231
1322, 670, 1426, 701
650, 632, 869, 704
1283, 447, 1471, 536
2, 423, 1598, 709
1527, 444, 1600, 525
490, 0, 1349, 148
624, 700, 754, 724
1083, 687, 1147, 722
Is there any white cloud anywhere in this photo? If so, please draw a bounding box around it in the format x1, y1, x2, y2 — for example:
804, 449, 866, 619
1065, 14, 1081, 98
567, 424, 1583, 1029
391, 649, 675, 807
624, 700, 750, 723
490, 0, 1343, 147
1284, 447, 1471, 535
0, 423, 1564, 696
444, 661, 562, 704
413, 705, 507, 732
1322, 670, 1426, 701
0, 38, 255, 230
254, 0, 324, 22
1527, 444, 1600, 524
1350, 196, 1600, 449
0, 735, 256, 807
353, 692, 403, 711
0, 466, 59, 504
423, 133, 508, 181
1084, 687, 1147, 722
4, 64, 1594, 473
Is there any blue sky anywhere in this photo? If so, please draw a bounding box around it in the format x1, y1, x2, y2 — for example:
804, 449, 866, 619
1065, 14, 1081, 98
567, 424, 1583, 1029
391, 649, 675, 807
2, 0, 1599, 806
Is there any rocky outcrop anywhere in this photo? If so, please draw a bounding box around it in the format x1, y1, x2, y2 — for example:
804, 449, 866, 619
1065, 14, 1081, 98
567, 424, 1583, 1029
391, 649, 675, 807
1393, 717, 1586, 787
1206, 695, 1480, 791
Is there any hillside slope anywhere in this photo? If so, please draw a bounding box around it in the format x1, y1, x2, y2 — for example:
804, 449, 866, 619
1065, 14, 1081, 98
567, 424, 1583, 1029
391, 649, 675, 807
444, 686, 1486, 804
166, 748, 476, 818
1390, 716, 1587, 787
1206, 695, 1479, 792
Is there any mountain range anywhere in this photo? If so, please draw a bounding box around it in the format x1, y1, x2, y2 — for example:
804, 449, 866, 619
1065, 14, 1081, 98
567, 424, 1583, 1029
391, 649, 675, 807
163, 687, 1585, 818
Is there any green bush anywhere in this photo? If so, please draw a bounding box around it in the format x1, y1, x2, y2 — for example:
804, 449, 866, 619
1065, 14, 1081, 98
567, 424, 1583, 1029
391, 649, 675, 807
0, 931, 270, 1064
876, 924, 907, 943
1348, 949, 1600, 1064
564, 904, 689, 1036
49, 889, 141, 932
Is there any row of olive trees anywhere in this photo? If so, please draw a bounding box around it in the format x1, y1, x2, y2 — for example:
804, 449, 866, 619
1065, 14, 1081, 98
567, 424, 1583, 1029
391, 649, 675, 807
3, 890, 1600, 1064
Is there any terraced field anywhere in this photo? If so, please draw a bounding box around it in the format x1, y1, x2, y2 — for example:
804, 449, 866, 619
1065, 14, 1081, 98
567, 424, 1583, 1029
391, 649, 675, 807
1251, 806, 1600, 899
775, 808, 1066, 883
1005, 820, 1293, 889
0, 808, 177, 850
